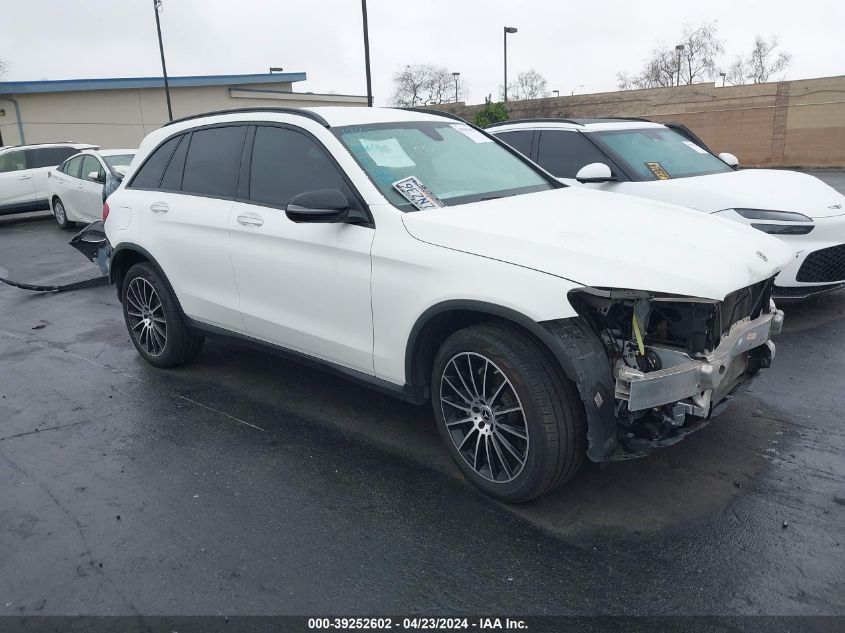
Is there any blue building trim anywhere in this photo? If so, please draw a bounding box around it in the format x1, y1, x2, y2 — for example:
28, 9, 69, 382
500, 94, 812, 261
0, 72, 307, 95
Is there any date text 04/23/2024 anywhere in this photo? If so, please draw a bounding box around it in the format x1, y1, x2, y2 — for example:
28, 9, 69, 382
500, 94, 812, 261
307, 617, 528, 630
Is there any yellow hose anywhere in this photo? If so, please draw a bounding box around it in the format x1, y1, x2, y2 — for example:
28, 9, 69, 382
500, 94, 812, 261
632, 313, 646, 356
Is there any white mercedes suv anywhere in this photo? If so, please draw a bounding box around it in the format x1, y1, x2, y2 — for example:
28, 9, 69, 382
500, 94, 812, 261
93, 107, 792, 501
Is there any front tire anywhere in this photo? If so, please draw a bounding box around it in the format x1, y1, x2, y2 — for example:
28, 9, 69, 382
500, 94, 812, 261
52, 197, 75, 230
122, 263, 204, 368
432, 322, 585, 503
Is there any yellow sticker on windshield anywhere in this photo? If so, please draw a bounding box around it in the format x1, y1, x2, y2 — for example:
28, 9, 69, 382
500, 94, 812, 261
645, 161, 671, 180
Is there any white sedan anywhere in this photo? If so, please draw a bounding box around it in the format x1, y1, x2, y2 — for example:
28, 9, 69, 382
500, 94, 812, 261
47, 149, 135, 228
489, 119, 845, 299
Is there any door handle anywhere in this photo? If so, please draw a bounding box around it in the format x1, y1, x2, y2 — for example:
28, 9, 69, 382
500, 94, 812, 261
77, 182, 84, 189
17, 174, 32, 180
149, 202, 170, 214
237, 214, 264, 227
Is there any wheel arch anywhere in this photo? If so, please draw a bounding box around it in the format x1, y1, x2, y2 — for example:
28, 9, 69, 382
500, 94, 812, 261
405, 300, 620, 461
109, 243, 185, 315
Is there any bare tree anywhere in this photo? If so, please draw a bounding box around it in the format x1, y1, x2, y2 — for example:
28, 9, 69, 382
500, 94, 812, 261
724, 36, 792, 85
390, 64, 466, 107
617, 22, 723, 89
498, 69, 551, 101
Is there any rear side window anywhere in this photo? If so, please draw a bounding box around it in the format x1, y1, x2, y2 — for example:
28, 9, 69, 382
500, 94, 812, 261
27, 146, 76, 169
81, 155, 105, 182
182, 126, 246, 198
495, 130, 534, 157
129, 135, 181, 189
537, 130, 611, 178
160, 135, 189, 191
248, 125, 357, 209
0, 150, 26, 173
65, 156, 84, 179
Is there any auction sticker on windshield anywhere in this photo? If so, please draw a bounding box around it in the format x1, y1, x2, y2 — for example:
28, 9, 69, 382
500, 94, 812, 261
359, 138, 415, 168
392, 176, 445, 210
645, 161, 671, 180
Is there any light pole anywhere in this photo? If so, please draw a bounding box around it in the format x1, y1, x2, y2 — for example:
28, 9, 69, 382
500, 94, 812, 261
361, 0, 373, 106
552, 89, 559, 98
451, 72, 461, 103
719, 71, 726, 87
503, 26, 517, 102
152, 0, 173, 122
571, 84, 584, 96
675, 44, 685, 87
269, 67, 284, 74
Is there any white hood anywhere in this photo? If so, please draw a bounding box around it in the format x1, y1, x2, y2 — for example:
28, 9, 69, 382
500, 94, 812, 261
402, 187, 795, 301
624, 169, 845, 219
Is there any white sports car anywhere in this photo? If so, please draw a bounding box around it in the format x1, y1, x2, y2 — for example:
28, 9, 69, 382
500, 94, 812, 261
489, 118, 845, 299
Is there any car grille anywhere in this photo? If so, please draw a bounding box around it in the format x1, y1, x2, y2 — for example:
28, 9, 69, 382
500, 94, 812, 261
774, 282, 845, 298
796, 244, 845, 283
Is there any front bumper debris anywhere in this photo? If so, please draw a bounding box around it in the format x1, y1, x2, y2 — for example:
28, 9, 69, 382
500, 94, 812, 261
0, 222, 111, 293
615, 307, 784, 414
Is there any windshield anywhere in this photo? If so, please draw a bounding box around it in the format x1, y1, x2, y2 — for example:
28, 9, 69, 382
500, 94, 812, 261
589, 127, 732, 180
333, 121, 554, 210
104, 153, 135, 175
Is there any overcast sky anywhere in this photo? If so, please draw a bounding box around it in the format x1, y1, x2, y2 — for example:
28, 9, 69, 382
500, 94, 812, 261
2, 0, 843, 105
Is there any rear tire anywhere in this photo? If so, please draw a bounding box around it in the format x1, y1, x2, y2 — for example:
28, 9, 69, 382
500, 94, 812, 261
122, 263, 204, 368
431, 322, 585, 503
52, 197, 75, 230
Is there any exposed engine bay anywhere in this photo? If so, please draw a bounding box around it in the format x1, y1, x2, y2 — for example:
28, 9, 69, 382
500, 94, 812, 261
569, 279, 783, 454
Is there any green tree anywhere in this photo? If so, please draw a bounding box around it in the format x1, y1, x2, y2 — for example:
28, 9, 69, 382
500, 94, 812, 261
474, 101, 508, 128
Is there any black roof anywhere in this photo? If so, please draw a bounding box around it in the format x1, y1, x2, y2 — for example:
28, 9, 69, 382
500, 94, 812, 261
485, 116, 652, 129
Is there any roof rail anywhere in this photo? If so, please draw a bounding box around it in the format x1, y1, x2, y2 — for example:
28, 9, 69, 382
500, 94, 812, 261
162, 107, 331, 128
485, 117, 583, 129
396, 107, 469, 123
4, 141, 90, 149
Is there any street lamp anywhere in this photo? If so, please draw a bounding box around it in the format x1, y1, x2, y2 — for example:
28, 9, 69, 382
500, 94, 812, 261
571, 84, 584, 96
361, 0, 373, 106
552, 89, 559, 97
451, 72, 461, 103
269, 67, 284, 73
719, 71, 726, 87
503, 26, 517, 102
152, 0, 173, 122
675, 44, 685, 87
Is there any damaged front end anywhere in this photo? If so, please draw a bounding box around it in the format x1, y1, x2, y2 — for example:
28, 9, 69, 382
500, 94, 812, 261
567, 279, 784, 458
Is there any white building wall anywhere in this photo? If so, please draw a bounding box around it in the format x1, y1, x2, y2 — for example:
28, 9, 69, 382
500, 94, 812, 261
0, 83, 367, 148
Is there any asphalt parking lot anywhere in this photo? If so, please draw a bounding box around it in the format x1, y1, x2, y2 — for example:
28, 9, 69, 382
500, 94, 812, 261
1, 173, 844, 618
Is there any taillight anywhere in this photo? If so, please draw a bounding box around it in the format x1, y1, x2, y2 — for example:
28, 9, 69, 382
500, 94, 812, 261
103, 201, 110, 221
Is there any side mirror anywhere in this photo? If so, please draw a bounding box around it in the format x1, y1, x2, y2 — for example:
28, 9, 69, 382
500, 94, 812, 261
718, 152, 739, 168
88, 171, 105, 184
285, 188, 366, 224
575, 162, 615, 183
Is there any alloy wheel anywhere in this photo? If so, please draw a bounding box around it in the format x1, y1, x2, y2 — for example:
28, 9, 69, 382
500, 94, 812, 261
54, 200, 66, 224
440, 352, 529, 483
126, 277, 167, 356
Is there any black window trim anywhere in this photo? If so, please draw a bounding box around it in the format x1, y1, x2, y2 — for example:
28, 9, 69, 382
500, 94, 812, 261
235, 121, 374, 228
537, 129, 635, 182
123, 121, 374, 226
126, 132, 185, 191
127, 123, 249, 203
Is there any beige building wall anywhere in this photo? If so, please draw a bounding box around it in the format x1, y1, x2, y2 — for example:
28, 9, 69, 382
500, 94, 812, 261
434, 75, 845, 167
0, 82, 367, 149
